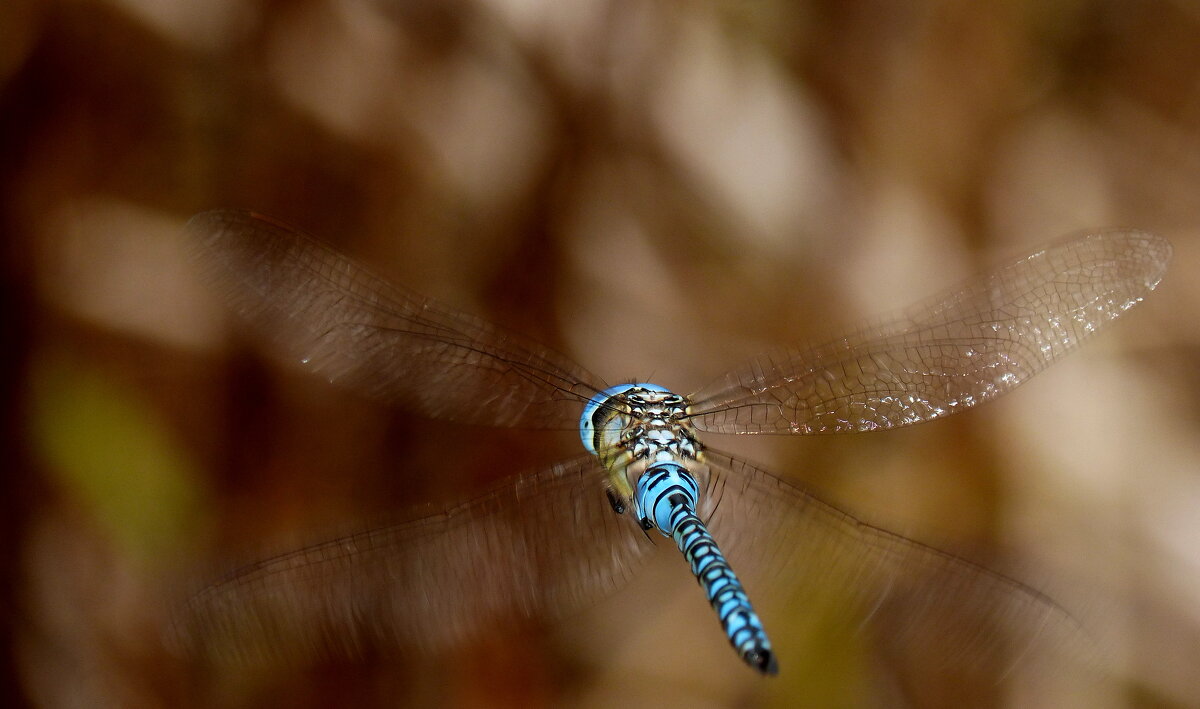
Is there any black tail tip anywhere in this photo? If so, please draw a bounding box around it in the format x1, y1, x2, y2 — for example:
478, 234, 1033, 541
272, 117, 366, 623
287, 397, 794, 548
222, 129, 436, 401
746, 648, 778, 676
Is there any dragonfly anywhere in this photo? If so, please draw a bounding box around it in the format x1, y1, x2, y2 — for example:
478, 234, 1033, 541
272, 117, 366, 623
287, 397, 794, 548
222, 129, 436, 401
174, 209, 1171, 677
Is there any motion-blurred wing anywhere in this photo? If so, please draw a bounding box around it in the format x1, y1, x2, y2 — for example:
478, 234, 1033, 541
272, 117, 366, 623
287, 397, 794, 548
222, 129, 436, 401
689, 230, 1170, 434
698, 450, 1087, 676
187, 209, 604, 428
170, 456, 653, 663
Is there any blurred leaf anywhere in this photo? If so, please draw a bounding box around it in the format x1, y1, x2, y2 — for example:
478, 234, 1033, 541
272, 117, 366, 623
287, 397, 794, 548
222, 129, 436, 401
28, 352, 205, 561
765, 587, 870, 709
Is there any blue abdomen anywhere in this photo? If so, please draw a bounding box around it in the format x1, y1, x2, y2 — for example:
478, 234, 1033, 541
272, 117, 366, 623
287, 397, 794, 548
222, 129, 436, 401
636, 463, 777, 675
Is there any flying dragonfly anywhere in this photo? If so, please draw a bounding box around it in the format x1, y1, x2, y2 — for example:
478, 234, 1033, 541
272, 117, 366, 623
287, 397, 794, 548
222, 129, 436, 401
173, 209, 1170, 677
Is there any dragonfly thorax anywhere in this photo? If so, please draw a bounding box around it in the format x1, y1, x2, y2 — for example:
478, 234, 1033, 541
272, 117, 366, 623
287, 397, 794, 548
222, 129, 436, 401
579, 383, 702, 513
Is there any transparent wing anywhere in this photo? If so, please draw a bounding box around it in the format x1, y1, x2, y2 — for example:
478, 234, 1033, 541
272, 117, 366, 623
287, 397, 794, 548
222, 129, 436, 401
186, 210, 604, 428
689, 230, 1171, 434
169, 456, 654, 664
697, 450, 1088, 675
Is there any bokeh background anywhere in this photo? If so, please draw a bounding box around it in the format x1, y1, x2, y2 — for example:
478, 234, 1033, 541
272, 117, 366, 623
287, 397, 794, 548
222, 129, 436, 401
4, 0, 1200, 707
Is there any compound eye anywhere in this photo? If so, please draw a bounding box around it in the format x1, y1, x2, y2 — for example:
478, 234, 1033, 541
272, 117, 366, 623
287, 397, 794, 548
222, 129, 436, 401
579, 400, 603, 454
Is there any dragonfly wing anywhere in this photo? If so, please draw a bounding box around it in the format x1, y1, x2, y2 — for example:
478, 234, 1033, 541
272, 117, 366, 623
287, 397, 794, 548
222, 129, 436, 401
170, 456, 653, 664
187, 210, 604, 428
689, 230, 1171, 434
695, 450, 1088, 675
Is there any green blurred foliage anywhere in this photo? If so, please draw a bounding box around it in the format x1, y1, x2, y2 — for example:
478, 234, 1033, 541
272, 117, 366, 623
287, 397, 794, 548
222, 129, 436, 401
29, 351, 205, 563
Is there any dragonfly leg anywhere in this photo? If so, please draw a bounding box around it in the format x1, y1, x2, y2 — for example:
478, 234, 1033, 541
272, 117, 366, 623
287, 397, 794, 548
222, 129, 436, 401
605, 488, 626, 515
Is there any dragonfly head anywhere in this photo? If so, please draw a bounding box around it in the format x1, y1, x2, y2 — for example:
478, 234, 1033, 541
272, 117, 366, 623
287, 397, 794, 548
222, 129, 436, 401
579, 382, 673, 455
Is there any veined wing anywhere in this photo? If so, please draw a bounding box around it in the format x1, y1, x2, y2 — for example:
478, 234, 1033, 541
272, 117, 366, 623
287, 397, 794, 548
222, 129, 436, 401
169, 456, 654, 664
697, 450, 1088, 676
187, 210, 604, 428
688, 230, 1171, 434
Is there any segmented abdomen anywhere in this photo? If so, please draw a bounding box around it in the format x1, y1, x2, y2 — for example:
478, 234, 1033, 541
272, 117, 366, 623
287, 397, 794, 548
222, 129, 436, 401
636, 463, 777, 674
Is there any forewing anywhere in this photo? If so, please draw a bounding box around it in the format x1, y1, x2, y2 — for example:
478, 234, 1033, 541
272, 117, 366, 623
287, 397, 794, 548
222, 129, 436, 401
187, 210, 604, 428
689, 230, 1171, 434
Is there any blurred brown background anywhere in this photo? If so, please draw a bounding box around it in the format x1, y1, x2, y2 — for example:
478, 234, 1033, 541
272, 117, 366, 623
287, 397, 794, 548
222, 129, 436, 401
3, 0, 1200, 707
